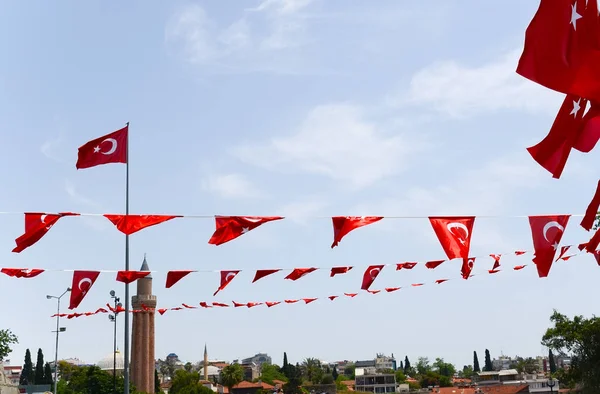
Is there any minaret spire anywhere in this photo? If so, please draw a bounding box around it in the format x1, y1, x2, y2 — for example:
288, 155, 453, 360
203, 343, 209, 381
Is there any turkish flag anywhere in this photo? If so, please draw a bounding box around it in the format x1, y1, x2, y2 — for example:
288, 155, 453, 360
247, 302, 262, 308
396, 262, 417, 270
69, 271, 100, 310
104, 214, 180, 235
581, 180, 600, 230
208, 216, 283, 245
529, 215, 571, 277
461, 257, 476, 279
425, 260, 445, 269
490, 254, 501, 270
328, 296, 338, 300
593, 250, 600, 265
213, 302, 229, 307
435, 279, 449, 284
429, 216, 475, 260
586, 227, 600, 252
344, 293, 357, 297
165, 270, 195, 288
303, 298, 317, 304
331, 216, 383, 248
252, 269, 281, 283
330, 266, 353, 277
266, 301, 281, 307
361, 265, 384, 290
556, 246, 571, 262
527, 96, 600, 178
76, 125, 128, 169
385, 287, 400, 292
13, 212, 78, 253
517, 0, 600, 100
213, 270, 240, 296
199, 302, 212, 308
514, 265, 527, 271
284, 299, 299, 304
116, 270, 150, 284
0, 268, 44, 278
284, 268, 317, 281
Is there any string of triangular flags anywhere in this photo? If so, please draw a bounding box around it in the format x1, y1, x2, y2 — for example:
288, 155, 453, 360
47, 247, 599, 320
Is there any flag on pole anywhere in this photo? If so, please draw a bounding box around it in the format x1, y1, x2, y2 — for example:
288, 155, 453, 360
76, 125, 128, 169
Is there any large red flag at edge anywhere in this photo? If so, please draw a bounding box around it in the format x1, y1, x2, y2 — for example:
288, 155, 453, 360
429, 216, 475, 260
529, 215, 570, 278
69, 271, 101, 309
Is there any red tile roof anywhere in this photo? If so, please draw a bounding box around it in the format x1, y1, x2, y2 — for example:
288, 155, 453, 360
233, 381, 275, 390
479, 385, 529, 394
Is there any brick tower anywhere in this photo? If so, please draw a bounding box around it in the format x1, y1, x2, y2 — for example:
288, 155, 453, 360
131, 256, 156, 393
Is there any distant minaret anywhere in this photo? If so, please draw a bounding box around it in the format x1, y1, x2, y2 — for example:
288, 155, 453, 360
131, 255, 157, 393
203, 344, 209, 381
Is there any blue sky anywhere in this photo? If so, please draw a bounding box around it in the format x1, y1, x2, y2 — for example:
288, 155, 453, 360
1, 0, 599, 371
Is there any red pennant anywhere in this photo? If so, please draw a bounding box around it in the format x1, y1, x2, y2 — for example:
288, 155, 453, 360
116, 271, 150, 284
490, 254, 501, 270
556, 245, 571, 262
361, 265, 384, 290
165, 270, 195, 289
578, 242, 589, 251
330, 266, 353, 277
1, 268, 45, 278
284, 299, 299, 304
213, 302, 229, 307
199, 302, 212, 308
529, 215, 570, 277
214, 270, 240, 296
285, 268, 317, 281
593, 250, 600, 265
344, 293, 357, 297
429, 216, 475, 260
13, 212, 78, 253
385, 287, 400, 292
331, 216, 383, 248
252, 269, 281, 283
514, 265, 527, 271
76, 126, 128, 169
233, 301, 246, 307
425, 260, 445, 269
461, 257, 476, 279
489, 269, 501, 274
303, 298, 317, 304
581, 180, 600, 230
367, 289, 381, 294
435, 279, 449, 284
158, 309, 168, 315
182, 303, 197, 309
412, 283, 424, 287
69, 271, 100, 310
171, 307, 183, 311
396, 262, 417, 270
104, 214, 179, 235
586, 227, 600, 253
515, 250, 527, 255
328, 296, 338, 300
208, 216, 283, 245
266, 301, 281, 307
247, 302, 262, 308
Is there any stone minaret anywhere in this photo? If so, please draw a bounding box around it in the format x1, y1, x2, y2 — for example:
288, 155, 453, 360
203, 344, 208, 381
131, 255, 156, 393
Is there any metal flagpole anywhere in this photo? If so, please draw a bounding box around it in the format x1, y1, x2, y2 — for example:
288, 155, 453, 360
123, 121, 131, 394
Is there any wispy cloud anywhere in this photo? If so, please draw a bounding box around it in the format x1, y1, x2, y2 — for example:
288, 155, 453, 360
274, 196, 328, 225
231, 103, 427, 189
40, 131, 67, 163
390, 49, 563, 118
202, 173, 265, 199
64, 179, 110, 231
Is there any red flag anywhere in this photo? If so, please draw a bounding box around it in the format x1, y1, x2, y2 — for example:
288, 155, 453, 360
266, 301, 281, 307
208, 216, 283, 245
285, 268, 317, 281
303, 298, 317, 304
385, 287, 400, 292
76, 125, 128, 169
586, 227, 600, 252
252, 269, 280, 283
116, 271, 150, 284
412, 283, 424, 287
213, 270, 240, 296
529, 215, 570, 277
330, 266, 353, 277
514, 265, 527, 271
213, 302, 229, 307
13, 212, 78, 253
104, 214, 179, 235
331, 216, 383, 248
328, 295, 339, 300
69, 271, 100, 310
489, 269, 501, 274
182, 303, 197, 309
396, 262, 417, 270
165, 270, 195, 289
425, 260, 445, 269
429, 216, 475, 260
199, 302, 212, 308
158, 309, 168, 315
367, 289, 381, 294
527, 95, 600, 178
515, 250, 527, 256
593, 250, 600, 265
461, 257, 475, 279
556, 246, 571, 262
344, 293, 358, 297
233, 301, 246, 307
284, 299, 299, 304
581, 180, 600, 230
517, 0, 600, 100
0, 268, 44, 278
490, 254, 501, 270
435, 279, 449, 284
247, 302, 262, 308
361, 265, 384, 290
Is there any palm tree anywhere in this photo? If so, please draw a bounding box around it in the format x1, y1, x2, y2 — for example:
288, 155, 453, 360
302, 358, 321, 383
221, 364, 244, 393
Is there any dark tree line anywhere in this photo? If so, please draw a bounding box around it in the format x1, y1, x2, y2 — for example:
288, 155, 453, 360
19, 348, 54, 386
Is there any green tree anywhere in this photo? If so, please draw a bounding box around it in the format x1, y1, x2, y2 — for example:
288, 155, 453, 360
220, 364, 244, 394
542, 310, 600, 392
460, 365, 474, 379
549, 349, 557, 374
399, 361, 403, 371
419, 371, 451, 388
56, 364, 136, 394
484, 349, 493, 372
302, 358, 322, 383
343, 364, 355, 379
395, 370, 406, 383
35, 348, 45, 384
259, 363, 287, 384
155, 369, 161, 394
511, 357, 538, 374
416, 357, 431, 375
473, 351, 481, 373
282, 352, 289, 378
320, 374, 334, 384
0, 329, 18, 361
403, 356, 411, 375
20, 349, 34, 385
44, 362, 53, 385
432, 358, 455, 377
184, 362, 193, 372
170, 370, 213, 394
332, 366, 338, 380
283, 364, 303, 394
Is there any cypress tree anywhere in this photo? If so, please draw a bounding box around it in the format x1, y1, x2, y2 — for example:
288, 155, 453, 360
155, 369, 161, 393
283, 352, 289, 378
34, 348, 45, 384
399, 361, 404, 371
332, 366, 338, 380
43, 363, 53, 385
473, 351, 481, 373
549, 349, 557, 374
403, 356, 411, 375
20, 349, 34, 385
484, 349, 493, 372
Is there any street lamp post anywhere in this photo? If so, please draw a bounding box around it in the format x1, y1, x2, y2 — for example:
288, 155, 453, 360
109, 290, 122, 394
46, 287, 71, 394
547, 377, 556, 393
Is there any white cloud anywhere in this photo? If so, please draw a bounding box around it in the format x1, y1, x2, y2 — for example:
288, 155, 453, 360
392, 49, 563, 118
65, 179, 100, 208
202, 173, 265, 199
274, 197, 328, 225
248, 0, 315, 15
231, 104, 426, 189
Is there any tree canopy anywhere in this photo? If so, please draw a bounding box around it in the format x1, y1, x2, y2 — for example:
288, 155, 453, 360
56, 364, 138, 394
220, 364, 244, 393
259, 363, 287, 384
170, 370, 214, 394
473, 351, 481, 373
0, 329, 18, 361
542, 310, 600, 392
483, 349, 493, 372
